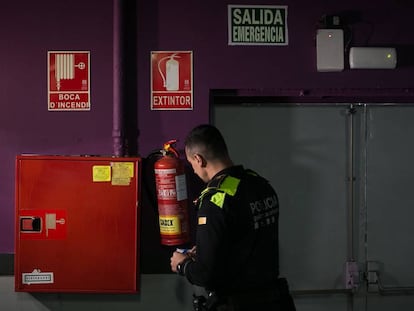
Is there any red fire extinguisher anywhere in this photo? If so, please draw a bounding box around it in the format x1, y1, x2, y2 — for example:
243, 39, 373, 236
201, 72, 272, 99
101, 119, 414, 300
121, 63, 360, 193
154, 140, 190, 246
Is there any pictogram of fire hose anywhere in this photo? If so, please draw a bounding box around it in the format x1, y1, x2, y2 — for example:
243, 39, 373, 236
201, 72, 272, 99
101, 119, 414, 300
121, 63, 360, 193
45, 213, 66, 237
55, 53, 86, 91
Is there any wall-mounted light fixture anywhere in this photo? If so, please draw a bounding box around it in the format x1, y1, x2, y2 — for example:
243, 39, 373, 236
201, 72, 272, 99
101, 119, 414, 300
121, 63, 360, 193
349, 47, 397, 69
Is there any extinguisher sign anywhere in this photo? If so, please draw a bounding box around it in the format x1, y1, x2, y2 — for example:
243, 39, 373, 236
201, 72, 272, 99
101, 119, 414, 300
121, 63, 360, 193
151, 51, 193, 110
48, 51, 90, 111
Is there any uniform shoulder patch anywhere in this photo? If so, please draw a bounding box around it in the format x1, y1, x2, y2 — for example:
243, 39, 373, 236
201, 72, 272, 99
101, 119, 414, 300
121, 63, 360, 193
198, 216, 207, 225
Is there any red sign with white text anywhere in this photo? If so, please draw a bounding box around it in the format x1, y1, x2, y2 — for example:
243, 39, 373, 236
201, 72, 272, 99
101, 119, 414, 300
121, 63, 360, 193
48, 51, 90, 111
151, 51, 193, 110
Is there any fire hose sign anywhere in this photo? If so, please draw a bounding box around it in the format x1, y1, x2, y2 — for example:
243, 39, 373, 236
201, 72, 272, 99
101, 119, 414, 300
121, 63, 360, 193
151, 51, 193, 110
48, 51, 90, 111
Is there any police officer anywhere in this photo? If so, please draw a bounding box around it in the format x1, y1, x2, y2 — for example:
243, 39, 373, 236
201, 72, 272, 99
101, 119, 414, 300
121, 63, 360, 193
170, 124, 296, 311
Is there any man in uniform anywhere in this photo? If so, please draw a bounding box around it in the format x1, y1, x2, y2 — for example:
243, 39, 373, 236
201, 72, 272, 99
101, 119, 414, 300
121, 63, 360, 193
170, 124, 296, 311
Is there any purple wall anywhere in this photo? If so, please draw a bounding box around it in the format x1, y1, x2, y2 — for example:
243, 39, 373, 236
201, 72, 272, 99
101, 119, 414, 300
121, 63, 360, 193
137, 0, 414, 155
1, 0, 414, 253
0, 0, 114, 253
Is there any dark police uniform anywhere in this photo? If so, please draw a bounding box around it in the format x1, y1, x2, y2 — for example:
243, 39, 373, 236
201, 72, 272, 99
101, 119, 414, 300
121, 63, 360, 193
177, 165, 296, 311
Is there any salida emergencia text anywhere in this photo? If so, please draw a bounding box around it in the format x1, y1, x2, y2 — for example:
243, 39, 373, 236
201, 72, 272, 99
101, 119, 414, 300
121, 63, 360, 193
230, 7, 287, 44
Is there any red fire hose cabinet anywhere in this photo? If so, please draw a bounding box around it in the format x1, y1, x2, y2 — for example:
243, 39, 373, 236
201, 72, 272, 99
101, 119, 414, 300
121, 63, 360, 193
14, 155, 141, 293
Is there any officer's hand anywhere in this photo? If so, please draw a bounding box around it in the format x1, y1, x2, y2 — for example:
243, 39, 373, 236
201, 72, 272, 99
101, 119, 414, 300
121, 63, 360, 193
189, 245, 197, 254
170, 251, 187, 273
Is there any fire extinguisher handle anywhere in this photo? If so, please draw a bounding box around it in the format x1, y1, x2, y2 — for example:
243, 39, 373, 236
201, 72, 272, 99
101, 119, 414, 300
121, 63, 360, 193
163, 139, 179, 158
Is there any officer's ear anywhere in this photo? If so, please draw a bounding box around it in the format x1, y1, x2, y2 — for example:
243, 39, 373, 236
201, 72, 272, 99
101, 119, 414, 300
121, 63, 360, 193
194, 153, 207, 168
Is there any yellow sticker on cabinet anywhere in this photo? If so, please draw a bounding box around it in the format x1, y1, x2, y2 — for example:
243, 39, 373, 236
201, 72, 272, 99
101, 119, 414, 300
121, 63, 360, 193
111, 162, 134, 186
92, 165, 111, 182
111, 162, 134, 177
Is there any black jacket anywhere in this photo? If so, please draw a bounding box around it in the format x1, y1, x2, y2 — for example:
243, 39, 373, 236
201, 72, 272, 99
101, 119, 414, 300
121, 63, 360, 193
184, 165, 280, 295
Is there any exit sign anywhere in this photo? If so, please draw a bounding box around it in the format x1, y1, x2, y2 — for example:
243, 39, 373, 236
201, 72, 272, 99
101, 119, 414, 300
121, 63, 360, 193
228, 5, 288, 46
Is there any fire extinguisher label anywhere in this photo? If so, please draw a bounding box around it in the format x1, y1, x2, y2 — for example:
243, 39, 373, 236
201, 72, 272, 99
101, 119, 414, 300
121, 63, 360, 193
155, 170, 188, 201
158, 188, 177, 199
155, 168, 176, 175
159, 215, 180, 235
175, 174, 188, 201
155, 169, 177, 200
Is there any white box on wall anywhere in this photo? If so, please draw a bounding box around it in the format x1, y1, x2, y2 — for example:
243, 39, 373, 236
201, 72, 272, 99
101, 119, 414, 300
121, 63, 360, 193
349, 47, 397, 69
316, 29, 344, 72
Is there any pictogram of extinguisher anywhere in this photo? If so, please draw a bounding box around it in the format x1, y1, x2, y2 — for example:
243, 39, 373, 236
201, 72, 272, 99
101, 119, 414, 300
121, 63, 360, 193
157, 53, 180, 91
154, 139, 190, 246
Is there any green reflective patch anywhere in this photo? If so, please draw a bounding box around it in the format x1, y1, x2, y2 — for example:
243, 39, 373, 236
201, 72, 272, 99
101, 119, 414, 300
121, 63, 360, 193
210, 191, 226, 208
219, 176, 240, 195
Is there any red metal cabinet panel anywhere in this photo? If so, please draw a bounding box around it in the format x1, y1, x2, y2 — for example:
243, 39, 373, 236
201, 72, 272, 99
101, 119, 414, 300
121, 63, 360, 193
14, 155, 141, 293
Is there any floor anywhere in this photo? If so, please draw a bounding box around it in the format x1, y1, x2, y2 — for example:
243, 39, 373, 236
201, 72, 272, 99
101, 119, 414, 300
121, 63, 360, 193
0, 275, 193, 311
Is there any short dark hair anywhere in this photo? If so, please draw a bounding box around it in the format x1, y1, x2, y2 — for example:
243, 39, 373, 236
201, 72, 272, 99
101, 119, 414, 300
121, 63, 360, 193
184, 124, 229, 161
